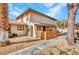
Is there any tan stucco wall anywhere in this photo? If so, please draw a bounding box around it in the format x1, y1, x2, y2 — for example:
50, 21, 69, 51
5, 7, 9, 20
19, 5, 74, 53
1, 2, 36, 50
10, 24, 27, 36
17, 14, 28, 24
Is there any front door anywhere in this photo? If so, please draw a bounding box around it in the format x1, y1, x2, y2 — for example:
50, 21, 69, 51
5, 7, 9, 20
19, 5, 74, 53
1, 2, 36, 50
43, 26, 46, 31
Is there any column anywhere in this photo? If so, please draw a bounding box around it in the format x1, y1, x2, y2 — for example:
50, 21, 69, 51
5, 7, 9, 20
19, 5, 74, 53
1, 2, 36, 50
33, 25, 36, 39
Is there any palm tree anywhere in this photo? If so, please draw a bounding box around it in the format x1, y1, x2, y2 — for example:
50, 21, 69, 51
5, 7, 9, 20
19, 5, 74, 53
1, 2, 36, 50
67, 3, 78, 45
0, 3, 10, 46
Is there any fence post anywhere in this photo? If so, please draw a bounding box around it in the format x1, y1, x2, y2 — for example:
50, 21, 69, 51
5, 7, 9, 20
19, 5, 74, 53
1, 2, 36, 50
44, 31, 47, 40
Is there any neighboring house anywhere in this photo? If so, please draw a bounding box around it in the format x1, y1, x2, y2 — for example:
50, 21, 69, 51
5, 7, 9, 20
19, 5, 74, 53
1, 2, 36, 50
75, 23, 79, 32
9, 8, 59, 39
75, 23, 79, 29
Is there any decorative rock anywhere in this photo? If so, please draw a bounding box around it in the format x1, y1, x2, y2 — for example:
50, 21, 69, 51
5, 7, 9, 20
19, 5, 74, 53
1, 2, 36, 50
60, 52, 68, 55
74, 48, 79, 54
37, 48, 51, 55
37, 39, 79, 55
48, 47, 60, 55
56, 39, 69, 49
66, 48, 75, 55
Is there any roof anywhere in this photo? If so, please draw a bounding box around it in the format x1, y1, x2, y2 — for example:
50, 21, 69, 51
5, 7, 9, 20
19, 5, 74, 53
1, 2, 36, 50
16, 8, 57, 21
9, 20, 27, 25
32, 22, 56, 26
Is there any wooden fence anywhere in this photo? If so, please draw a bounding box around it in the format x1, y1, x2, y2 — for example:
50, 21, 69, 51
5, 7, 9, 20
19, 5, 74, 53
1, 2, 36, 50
36, 30, 59, 40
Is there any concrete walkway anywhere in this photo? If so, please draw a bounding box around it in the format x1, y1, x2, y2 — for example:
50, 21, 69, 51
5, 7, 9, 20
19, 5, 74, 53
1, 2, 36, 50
9, 36, 40, 43
8, 35, 67, 55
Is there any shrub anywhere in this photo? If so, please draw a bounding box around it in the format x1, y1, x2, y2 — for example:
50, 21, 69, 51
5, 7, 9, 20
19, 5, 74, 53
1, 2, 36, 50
12, 33, 17, 37
8, 32, 13, 38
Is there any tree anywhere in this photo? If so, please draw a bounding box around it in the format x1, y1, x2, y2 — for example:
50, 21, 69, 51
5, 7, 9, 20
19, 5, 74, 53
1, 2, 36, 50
56, 20, 67, 32
67, 3, 78, 45
56, 20, 67, 28
0, 3, 10, 46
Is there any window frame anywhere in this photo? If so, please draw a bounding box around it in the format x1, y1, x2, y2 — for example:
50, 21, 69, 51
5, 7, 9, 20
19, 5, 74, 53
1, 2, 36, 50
17, 25, 24, 30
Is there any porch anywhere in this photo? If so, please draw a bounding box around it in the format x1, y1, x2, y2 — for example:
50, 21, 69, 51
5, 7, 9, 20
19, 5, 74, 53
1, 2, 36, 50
28, 23, 59, 40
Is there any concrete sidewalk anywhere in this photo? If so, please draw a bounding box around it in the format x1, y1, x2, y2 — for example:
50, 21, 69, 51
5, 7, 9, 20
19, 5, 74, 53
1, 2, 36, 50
8, 35, 67, 55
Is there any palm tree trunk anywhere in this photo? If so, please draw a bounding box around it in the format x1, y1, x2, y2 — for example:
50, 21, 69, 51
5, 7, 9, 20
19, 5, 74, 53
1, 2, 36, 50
0, 3, 10, 46
67, 3, 77, 45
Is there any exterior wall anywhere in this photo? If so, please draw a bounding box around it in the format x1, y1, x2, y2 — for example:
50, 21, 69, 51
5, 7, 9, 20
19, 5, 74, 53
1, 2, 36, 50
16, 13, 36, 37
17, 14, 29, 25
10, 24, 27, 36
31, 12, 55, 25
22, 14, 28, 23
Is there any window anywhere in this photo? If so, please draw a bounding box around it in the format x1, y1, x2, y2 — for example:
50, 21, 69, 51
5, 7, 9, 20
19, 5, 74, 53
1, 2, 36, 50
36, 25, 41, 31
17, 25, 24, 30
47, 26, 52, 31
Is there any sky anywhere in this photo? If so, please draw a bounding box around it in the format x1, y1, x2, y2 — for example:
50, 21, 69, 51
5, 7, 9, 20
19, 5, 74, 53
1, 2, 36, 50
8, 3, 79, 23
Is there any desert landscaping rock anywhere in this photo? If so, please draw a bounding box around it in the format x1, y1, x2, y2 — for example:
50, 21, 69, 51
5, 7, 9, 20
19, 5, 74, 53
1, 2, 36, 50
56, 39, 69, 48
74, 48, 79, 54
67, 50, 75, 55
8, 35, 67, 55
37, 43, 79, 55
36, 48, 51, 55
36, 37, 79, 55
48, 47, 60, 55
